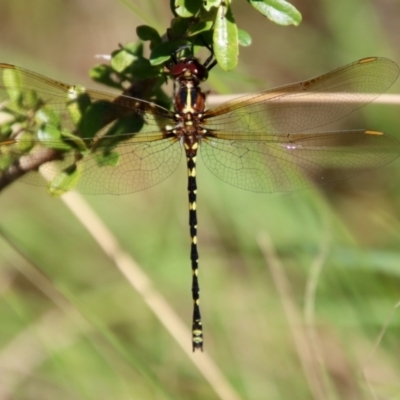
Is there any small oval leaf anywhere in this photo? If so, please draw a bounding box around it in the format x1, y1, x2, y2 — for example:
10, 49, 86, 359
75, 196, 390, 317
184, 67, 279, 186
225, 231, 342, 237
3, 68, 23, 103
174, 0, 202, 17
48, 164, 81, 196
187, 20, 214, 36
0, 152, 14, 171
150, 40, 185, 66
136, 25, 161, 46
14, 131, 34, 152
248, 0, 302, 26
35, 106, 61, 129
111, 50, 137, 73
213, 4, 239, 71
37, 125, 59, 141
238, 29, 252, 47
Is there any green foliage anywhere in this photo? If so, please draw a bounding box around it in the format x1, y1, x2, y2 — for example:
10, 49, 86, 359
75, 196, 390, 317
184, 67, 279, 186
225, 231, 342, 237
214, 3, 239, 70
48, 164, 82, 196
92, 0, 302, 80
247, 0, 302, 26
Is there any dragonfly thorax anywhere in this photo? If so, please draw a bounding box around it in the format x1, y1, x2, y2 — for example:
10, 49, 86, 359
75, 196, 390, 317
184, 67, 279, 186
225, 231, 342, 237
170, 57, 208, 118
174, 81, 206, 114
171, 59, 208, 148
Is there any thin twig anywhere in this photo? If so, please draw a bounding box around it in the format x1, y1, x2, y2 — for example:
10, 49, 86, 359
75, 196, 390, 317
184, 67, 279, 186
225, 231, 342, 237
0, 148, 60, 191
207, 93, 400, 106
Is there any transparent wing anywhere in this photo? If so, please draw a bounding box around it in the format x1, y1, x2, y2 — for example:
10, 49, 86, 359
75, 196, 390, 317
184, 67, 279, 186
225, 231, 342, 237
0, 64, 183, 194
201, 130, 400, 193
32, 137, 182, 194
0, 63, 172, 135
204, 57, 399, 135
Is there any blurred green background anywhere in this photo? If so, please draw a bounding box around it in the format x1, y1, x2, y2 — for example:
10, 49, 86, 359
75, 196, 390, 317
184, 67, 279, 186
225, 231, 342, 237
1, 0, 400, 399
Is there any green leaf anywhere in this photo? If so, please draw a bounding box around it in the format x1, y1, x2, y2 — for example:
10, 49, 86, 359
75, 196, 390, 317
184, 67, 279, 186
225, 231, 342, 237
78, 101, 119, 139
0, 132, 33, 171
0, 152, 14, 171
22, 89, 41, 110
111, 49, 137, 73
35, 106, 61, 128
213, 3, 239, 71
100, 115, 145, 143
121, 42, 144, 57
248, 0, 302, 26
48, 164, 81, 196
238, 29, 252, 46
37, 126, 70, 150
35, 106, 68, 150
136, 25, 161, 47
0, 120, 13, 137
126, 58, 160, 79
3, 68, 42, 111
174, 0, 203, 17
203, 0, 222, 12
3, 67, 23, 104
150, 40, 185, 65
187, 20, 214, 36
89, 64, 123, 90
60, 130, 88, 152
12, 131, 34, 153
67, 85, 92, 125
169, 17, 192, 39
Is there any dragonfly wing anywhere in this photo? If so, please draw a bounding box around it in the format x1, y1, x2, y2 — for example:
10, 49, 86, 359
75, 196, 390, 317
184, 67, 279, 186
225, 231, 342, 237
203, 57, 399, 135
0, 63, 172, 136
201, 130, 400, 193
0, 64, 182, 194
17, 136, 181, 194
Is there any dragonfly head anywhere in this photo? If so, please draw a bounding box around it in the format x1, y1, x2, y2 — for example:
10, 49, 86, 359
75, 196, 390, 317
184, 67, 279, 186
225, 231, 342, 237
168, 57, 209, 84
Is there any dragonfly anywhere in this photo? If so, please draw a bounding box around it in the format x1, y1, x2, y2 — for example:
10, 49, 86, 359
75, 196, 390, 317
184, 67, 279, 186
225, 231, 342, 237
0, 56, 399, 351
